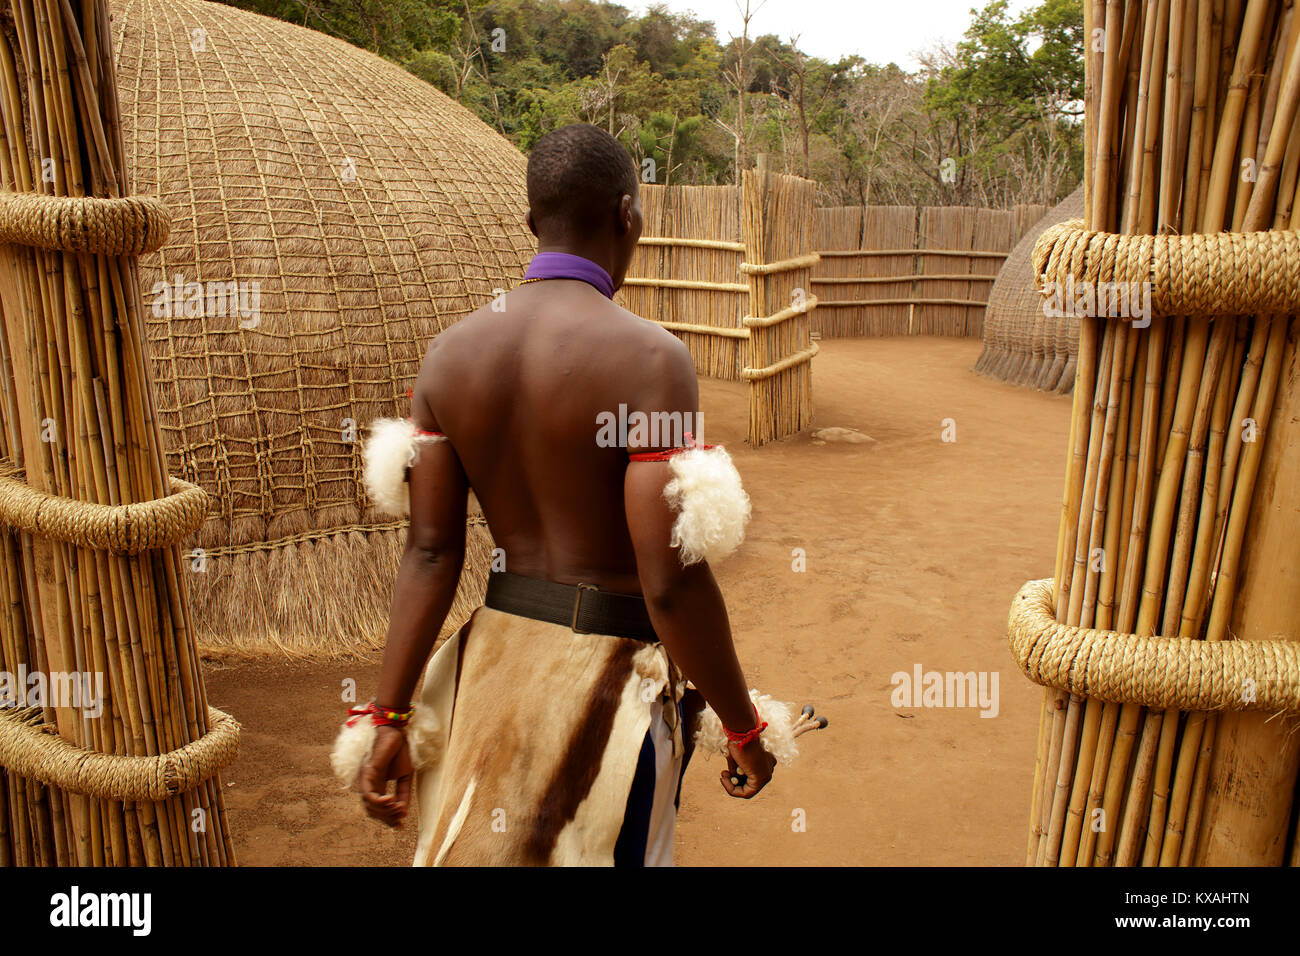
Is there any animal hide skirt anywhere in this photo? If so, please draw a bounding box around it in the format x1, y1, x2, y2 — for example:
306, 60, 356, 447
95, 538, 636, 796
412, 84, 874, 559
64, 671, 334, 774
410, 605, 687, 867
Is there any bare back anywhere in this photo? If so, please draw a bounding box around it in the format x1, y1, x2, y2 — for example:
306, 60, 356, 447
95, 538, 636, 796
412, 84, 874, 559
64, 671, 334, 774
412, 278, 697, 596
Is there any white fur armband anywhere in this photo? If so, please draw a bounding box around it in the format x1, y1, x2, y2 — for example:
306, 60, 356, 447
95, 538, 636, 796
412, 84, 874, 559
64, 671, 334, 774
662, 445, 751, 566
330, 707, 445, 791
361, 417, 446, 516
694, 690, 799, 766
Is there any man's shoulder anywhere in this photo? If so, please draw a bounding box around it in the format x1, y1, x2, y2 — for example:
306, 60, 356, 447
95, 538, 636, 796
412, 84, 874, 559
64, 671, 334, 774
420, 302, 493, 360
419, 293, 694, 391
604, 301, 693, 364
600, 306, 696, 407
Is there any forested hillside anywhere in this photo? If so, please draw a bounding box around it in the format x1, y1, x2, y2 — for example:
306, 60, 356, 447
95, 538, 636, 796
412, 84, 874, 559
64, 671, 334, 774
223, 0, 1083, 206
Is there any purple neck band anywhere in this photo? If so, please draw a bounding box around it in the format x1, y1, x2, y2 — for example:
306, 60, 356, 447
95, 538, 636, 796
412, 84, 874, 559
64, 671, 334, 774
524, 252, 615, 300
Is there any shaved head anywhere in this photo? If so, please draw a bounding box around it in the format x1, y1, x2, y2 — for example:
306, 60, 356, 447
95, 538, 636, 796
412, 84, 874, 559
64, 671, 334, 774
527, 124, 639, 240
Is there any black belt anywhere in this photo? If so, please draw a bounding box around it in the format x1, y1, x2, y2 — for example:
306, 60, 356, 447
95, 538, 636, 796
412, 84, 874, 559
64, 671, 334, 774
484, 571, 658, 643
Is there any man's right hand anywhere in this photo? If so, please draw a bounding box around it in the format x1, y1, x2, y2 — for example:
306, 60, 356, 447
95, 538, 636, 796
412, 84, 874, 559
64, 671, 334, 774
721, 736, 776, 798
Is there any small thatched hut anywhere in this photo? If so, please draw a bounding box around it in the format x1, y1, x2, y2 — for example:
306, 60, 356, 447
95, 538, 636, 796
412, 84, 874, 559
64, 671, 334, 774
973, 186, 1085, 394
111, 0, 534, 654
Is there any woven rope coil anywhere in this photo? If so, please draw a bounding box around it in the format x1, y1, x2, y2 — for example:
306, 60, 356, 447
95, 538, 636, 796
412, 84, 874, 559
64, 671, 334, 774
1008, 578, 1300, 712
1032, 218, 1300, 318
0, 706, 239, 801
0, 191, 170, 255
0, 462, 208, 553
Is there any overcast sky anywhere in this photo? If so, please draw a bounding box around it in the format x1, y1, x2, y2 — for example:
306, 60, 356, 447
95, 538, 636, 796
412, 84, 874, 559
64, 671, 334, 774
630, 0, 1036, 70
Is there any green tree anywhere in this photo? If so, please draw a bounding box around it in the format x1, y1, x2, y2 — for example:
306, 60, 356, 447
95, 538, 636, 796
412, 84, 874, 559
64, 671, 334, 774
920, 0, 1083, 204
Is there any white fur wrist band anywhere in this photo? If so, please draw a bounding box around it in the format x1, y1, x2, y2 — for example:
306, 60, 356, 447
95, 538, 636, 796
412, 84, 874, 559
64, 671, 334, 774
330, 701, 443, 791
693, 690, 829, 765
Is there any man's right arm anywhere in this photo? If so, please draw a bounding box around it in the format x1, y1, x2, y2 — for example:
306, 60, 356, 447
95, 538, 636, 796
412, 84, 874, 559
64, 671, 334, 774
622, 338, 775, 797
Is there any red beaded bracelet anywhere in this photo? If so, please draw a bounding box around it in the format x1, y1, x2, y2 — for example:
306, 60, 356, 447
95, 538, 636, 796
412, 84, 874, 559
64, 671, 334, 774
723, 704, 767, 748
346, 701, 414, 729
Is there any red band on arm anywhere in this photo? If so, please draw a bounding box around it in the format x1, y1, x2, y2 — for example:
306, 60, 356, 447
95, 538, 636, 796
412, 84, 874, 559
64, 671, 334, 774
628, 442, 720, 462
409, 417, 445, 439
628, 448, 682, 462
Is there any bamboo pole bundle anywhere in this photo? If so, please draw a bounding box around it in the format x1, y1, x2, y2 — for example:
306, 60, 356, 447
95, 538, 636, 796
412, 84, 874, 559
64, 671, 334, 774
742, 158, 817, 446
0, 294, 68, 864
0, 0, 234, 864
1022, 0, 1300, 867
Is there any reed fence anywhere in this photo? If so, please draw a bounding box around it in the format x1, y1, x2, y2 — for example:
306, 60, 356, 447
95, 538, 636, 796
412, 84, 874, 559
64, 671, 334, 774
811, 203, 1049, 337
616, 189, 1065, 439
742, 159, 818, 446
615, 159, 819, 446
616, 184, 748, 381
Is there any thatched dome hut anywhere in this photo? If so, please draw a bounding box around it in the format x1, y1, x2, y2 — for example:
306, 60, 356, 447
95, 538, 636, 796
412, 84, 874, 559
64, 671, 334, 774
111, 0, 533, 654
974, 186, 1085, 394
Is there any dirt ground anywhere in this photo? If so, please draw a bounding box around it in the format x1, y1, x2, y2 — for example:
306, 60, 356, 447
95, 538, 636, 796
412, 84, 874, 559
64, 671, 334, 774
202, 336, 1073, 866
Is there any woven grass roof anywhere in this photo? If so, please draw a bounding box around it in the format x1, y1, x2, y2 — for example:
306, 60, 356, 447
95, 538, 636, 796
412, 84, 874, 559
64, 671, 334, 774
975, 186, 1086, 394
111, 0, 532, 654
